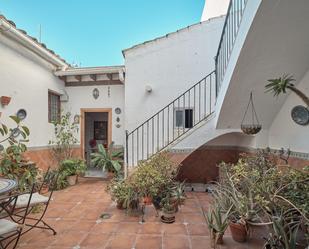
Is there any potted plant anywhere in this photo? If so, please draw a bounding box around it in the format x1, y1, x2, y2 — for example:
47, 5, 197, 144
49, 112, 79, 165
60, 159, 86, 186
160, 194, 176, 224
0, 96, 11, 106
229, 217, 249, 243
130, 162, 161, 205
204, 204, 232, 247
264, 214, 301, 249
0, 116, 38, 191
91, 143, 123, 178
224, 182, 250, 242
89, 138, 96, 148
215, 163, 252, 243
170, 181, 186, 211
123, 185, 140, 216
108, 177, 129, 209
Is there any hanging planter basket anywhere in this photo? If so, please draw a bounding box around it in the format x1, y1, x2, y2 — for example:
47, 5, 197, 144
241, 124, 262, 135
241, 92, 262, 135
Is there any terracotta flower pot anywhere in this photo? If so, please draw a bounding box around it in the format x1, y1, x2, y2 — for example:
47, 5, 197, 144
67, 175, 77, 186
40, 185, 49, 194
276, 164, 290, 174
229, 221, 247, 242
216, 233, 224, 244
210, 232, 224, 247
160, 210, 176, 224
116, 200, 125, 209
210, 233, 215, 248
142, 196, 153, 205
1, 96, 11, 106
106, 171, 115, 180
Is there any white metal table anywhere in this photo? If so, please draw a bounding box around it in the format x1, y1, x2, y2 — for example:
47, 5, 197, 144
0, 178, 17, 195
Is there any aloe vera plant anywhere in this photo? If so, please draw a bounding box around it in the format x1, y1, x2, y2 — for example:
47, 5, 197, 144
203, 204, 233, 247
264, 215, 300, 249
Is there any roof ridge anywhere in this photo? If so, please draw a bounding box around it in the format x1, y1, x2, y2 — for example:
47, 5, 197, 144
122, 14, 226, 56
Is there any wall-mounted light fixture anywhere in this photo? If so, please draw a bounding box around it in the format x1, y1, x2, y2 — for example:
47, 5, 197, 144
145, 85, 152, 93
74, 114, 80, 124
93, 88, 99, 99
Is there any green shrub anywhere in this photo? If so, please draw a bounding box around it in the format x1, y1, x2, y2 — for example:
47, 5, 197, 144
130, 152, 177, 198
46, 158, 86, 190
49, 112, 79, 164
213, 152, 309, 246
107, 152, 180, 213
60, 158, 86, 176
0, 116, 37, 191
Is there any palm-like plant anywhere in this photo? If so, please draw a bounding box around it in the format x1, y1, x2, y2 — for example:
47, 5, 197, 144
90, 143, 123, 174
265, 74, 309, 107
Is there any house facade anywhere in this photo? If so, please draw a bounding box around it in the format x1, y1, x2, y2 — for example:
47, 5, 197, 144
1, 0, 309, 180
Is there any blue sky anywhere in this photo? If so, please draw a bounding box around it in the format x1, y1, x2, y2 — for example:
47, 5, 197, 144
0, 0, 205, 66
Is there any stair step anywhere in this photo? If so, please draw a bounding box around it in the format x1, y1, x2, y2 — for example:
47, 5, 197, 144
184, 183, 216, 193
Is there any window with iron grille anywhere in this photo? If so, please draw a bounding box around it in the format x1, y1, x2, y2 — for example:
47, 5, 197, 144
48, 91, 60, 123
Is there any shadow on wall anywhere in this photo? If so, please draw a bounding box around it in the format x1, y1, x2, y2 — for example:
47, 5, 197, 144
176, 132, 254, 183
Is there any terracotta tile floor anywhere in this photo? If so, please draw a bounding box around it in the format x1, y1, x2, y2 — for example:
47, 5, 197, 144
16, 178, 265, 249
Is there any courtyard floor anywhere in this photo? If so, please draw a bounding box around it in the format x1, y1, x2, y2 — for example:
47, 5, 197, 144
16, 178, 265, 249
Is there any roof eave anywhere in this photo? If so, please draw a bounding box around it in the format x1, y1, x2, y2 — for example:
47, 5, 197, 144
0, 17, 69, 69
54, 65, 125, 76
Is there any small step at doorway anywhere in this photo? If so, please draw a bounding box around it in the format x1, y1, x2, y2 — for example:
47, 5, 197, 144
84, 168, 107, 178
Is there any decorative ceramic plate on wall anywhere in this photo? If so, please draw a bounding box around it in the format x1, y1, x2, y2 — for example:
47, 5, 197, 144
16, 109, 27, 120
115, 108, 121, 114
291, 105, 309, 125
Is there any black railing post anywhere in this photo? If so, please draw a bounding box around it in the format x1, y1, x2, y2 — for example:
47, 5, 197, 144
215, 56, 219, 99
125, 130, 129, 178
214, 0, 248, 96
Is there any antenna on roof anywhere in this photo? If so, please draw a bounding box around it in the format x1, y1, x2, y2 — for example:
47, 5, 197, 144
38, 24, 42, 43
72, 61, 79, 68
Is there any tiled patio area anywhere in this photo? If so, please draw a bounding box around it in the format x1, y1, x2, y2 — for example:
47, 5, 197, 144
16, 178, 265, 249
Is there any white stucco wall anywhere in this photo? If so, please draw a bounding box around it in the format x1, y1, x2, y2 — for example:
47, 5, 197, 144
268, 70, 309, 153
201, 0, 229, 21
63, 85, 125, 147
214, 0, 309, 154
124, 16, 225, 133
0, 34, 66, 148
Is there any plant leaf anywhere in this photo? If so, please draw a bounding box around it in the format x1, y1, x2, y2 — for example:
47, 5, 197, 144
21, 126, 30, 136
9, 116, 20, 124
